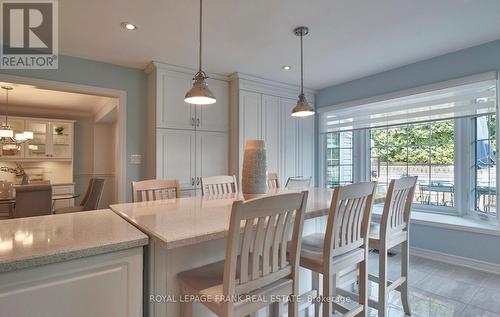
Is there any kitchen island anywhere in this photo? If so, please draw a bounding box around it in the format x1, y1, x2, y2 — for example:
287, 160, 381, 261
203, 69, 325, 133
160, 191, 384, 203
0, 209, 148, 317
110, 188, 333, 317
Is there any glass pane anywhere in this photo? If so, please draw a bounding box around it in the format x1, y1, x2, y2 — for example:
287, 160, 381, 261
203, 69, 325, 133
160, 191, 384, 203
431, 120, 454, 144
387, 146, 407, 164
387, 126, 407, 146
408, 123, 430, 146
431, 144, 454, 165
371, 128, 387, 147
475, 115, 496, 217
26, 121, 48, 157
408, 146, 430, 165
340, 131, 353, 148
52, 123, 72, 158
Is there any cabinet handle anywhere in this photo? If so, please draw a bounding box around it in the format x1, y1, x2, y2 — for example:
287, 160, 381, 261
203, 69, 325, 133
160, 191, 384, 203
191, 177, 195, 186
191, 117, 196, 127
196, 177, 200, 185
196, 118, 200, 127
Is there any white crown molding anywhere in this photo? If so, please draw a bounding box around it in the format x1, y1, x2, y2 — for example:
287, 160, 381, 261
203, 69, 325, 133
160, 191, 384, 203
410, 247, 500, 275
145, 61, 229, 82
230, 72, 317, 102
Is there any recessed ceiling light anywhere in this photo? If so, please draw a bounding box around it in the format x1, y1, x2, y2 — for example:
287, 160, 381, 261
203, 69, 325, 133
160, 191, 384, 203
282, 65, 292, 70
121, 22, 137, 30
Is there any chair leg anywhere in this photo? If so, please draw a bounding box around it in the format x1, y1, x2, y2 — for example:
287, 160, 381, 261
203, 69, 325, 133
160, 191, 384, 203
401, 240, 411, 315
359, 248, 369, 317
312, 271, 321, 317
378, 247, 388, 317
322, 272, 336, 317
180, 297, 193, 317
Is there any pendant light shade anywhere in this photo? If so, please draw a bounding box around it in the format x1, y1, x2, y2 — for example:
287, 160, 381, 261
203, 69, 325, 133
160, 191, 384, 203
0, 86, 33, 149
184, 0, 216, 105
291, 26, 315, 117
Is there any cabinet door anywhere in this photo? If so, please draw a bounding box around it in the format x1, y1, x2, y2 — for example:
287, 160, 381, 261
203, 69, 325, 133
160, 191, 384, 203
261, 94, 280, 175
299, 113, 315, 182
156, 129, 196, 190
280, 98, 300, 185
50, 122, 73, 159
25, 120, 50, 158
0, 118, 25, 159
197, 131, 228, 183
196, 79, 228, 132
157, 72, 195, 130
239, 90, 261, 173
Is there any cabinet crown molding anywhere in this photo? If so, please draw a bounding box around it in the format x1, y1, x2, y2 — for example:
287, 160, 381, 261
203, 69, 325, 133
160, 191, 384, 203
229, 72, 317, 100
145, 61, 229, 82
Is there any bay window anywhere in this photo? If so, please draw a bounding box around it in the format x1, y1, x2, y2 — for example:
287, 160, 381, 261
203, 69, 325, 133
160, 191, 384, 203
319, 72, 498, 221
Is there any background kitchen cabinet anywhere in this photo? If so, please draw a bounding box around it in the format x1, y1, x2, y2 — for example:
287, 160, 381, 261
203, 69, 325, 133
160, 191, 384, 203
230, 73, 317, 187
147, 63, 229, 195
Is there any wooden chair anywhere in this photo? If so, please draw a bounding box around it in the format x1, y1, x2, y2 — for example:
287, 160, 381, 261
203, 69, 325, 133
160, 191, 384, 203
178, 191, 309, 317
337, 177, 417, 317
200, 175, 238, 196
369, 176, 417, 316
55, 178, 105, 214
14, 184, 53, 218
131, 179, 180, 202
267, 172, 280, 190
285, 176, 311, 189
296, 182, 376, 316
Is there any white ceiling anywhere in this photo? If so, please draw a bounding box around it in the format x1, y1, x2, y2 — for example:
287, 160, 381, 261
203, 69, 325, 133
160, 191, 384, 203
0, 82, 116, 115
59, 0, 500, 89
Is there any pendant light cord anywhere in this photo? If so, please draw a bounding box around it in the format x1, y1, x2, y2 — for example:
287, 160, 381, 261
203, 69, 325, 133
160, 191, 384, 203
198, 0, 203, 73
300, 32, 304, 95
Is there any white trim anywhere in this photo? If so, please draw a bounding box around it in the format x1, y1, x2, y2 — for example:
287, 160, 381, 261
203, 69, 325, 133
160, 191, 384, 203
145, 61, 229, 82
318, 71, 498, 114
229, 72, 317, 100
0, 73, 128, 203
410, 247, 500, 275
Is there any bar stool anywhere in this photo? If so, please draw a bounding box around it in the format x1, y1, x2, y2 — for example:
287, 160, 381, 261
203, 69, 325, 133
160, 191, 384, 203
296, 182, 376, 316
178, 191, 309, 317
337, 177, 417, 317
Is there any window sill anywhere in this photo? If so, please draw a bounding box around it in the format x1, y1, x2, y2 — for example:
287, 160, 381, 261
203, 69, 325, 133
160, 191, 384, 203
371, 205, 500, 237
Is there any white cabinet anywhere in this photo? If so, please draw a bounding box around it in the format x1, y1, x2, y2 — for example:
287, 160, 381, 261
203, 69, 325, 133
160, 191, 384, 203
147, 63, 229, 193
0, 117, 73, 160
281, 98, 300, 182
196, 79, 229, 132
230, 73, 317, 186
197, 131, 228, 180
155, 70, 229, 132
0, 248, 143, 317
156, 129, 196, 190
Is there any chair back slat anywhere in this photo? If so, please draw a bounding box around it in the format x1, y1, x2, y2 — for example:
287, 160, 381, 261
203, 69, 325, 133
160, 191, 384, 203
223, 191, 308, 297
131, 179, 180, 202
381, 176, 417, 235
201, 175, 238, 196
267, 172, 280, 189
325, 182, 376, 257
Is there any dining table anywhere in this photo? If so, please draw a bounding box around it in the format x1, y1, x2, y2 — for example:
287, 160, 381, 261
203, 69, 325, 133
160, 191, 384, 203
110, 187, 333, 317
0, 193, 80, 218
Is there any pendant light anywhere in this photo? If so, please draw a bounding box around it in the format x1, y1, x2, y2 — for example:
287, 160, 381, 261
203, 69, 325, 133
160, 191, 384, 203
291, 26, 315, 117
184, 0, 216, 105
0, 86, 34, 150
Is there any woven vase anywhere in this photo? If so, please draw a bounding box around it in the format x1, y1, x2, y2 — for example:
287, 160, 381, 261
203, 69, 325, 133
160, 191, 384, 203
242, 140, 267, 194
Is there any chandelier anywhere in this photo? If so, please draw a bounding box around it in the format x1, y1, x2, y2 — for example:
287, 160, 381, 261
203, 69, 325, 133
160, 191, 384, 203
0, 86, 34, 151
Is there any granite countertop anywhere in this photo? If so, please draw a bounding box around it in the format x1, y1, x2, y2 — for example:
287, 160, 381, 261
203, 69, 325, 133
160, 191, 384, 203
0, 209, 149, 273
110, 188, 332, 250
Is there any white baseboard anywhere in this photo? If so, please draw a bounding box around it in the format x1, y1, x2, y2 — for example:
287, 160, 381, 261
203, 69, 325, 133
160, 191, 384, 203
410, 247, 500, 275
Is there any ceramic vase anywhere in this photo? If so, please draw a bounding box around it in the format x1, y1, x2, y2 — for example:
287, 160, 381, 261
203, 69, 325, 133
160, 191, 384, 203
242, 140, 267, 194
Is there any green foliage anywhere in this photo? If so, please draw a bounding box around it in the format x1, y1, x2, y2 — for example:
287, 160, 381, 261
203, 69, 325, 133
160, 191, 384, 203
371, 121, 454, 165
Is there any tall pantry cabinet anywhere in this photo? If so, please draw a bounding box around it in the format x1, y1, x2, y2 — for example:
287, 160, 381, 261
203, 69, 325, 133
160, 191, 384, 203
229, 73, 317, 187
146, 63, 229, 196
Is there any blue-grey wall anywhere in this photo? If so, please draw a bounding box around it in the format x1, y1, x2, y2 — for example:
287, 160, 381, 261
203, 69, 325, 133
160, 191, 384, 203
317, 39, 500, 265
0, 55, 148, 202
